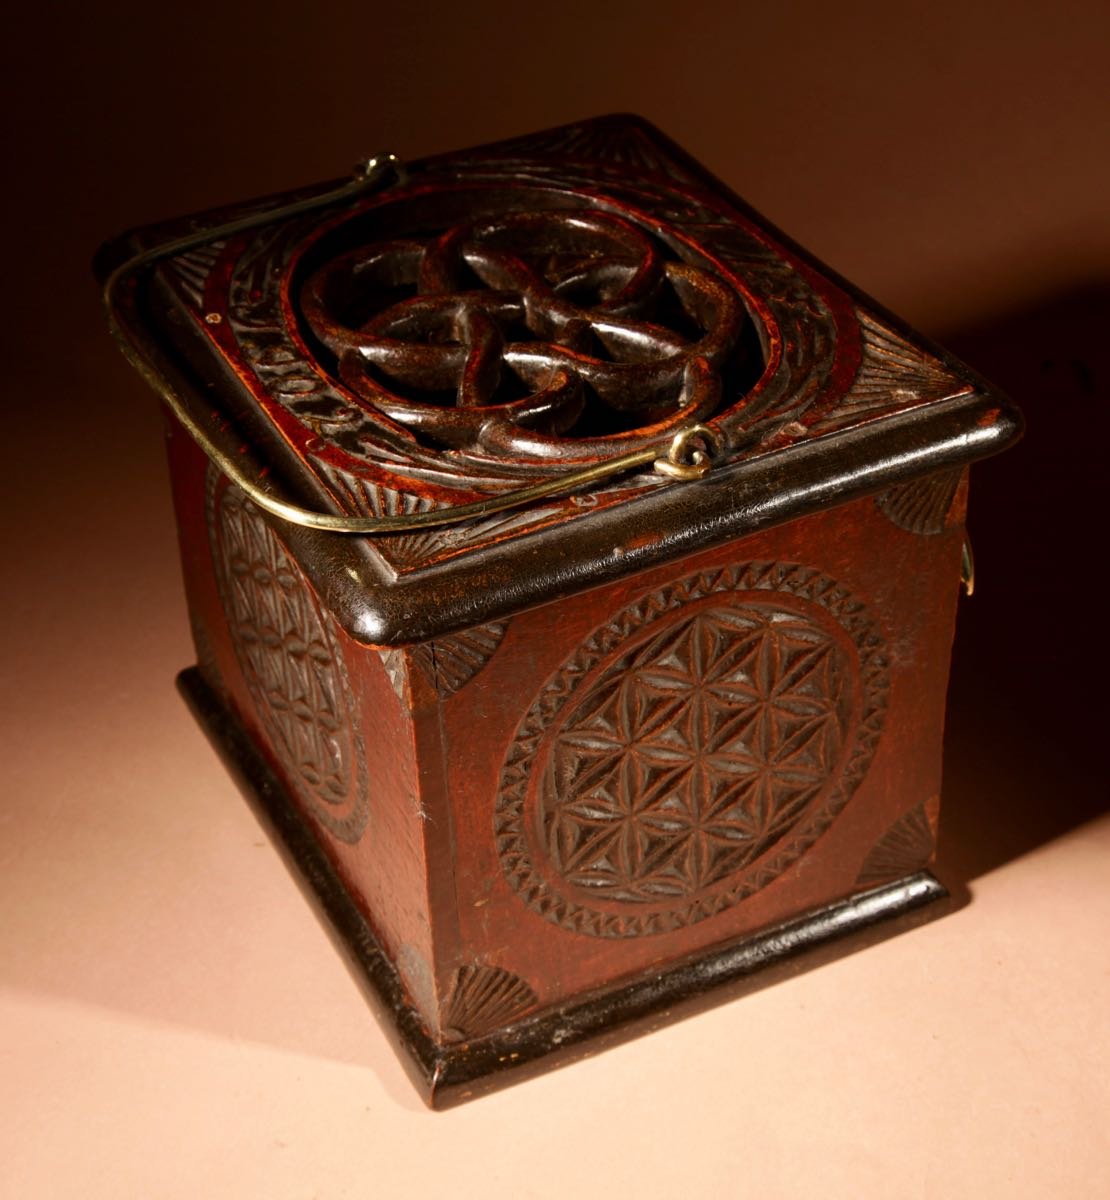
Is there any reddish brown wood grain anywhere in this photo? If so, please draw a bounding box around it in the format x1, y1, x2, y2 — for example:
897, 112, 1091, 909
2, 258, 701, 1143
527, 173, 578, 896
108, 116, 1020, 1102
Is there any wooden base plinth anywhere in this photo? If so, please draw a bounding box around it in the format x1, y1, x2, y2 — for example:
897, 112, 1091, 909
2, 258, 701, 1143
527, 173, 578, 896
179, 666, 952, 1110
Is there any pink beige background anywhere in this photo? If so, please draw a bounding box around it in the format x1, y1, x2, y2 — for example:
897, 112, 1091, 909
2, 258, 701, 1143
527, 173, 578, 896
2, 2, 1107, 1196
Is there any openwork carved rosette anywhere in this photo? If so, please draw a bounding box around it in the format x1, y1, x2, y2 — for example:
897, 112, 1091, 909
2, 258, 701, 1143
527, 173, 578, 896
146, 114, 983, 571
209, 476, 369, 843
497, 563, 889, 937
300, 209, 748, 462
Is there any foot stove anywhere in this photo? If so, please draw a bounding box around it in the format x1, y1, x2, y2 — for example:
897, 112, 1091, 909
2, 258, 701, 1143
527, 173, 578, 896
100, 116, 1021, 1107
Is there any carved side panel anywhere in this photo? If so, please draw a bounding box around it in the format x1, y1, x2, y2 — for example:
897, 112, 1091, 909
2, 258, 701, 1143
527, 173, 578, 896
497, 562, 889, 938
208, 474, 370, 844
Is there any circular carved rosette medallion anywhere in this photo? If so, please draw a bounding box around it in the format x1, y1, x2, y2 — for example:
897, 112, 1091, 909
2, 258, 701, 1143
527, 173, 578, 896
496, 563, 889, 937
300, 207, 752, 465
209, 475, 369, 844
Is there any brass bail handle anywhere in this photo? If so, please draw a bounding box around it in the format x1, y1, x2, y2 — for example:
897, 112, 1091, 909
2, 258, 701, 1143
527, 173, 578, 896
103, 154, 724, 536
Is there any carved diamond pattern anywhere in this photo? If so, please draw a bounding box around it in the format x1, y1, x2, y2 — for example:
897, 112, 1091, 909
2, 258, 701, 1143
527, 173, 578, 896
542, 608, 849, 902
496, 562, 889, 938
210, 478, 369, 843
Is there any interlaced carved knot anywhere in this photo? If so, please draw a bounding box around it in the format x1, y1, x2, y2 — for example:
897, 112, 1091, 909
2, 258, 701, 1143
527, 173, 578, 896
300, 209, 746, 462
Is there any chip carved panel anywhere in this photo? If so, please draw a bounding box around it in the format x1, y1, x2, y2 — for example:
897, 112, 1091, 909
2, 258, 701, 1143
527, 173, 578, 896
208, 473, 370, 843
497, 562, 889, 938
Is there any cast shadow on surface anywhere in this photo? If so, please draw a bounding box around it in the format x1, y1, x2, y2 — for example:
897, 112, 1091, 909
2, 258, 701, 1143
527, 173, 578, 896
936, 282, 1109, 885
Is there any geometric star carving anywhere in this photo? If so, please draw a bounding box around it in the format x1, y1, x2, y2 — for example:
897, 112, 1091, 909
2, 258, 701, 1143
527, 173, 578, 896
211, 479, 369, 844
497, 561, 889, 938
543, 606, 849, 901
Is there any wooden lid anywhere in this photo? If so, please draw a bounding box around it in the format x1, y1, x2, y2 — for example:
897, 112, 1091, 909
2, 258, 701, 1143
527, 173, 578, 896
103, 114, 1021, 643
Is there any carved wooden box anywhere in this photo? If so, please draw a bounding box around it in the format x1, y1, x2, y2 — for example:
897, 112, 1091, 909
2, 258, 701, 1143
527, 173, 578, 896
102, 116, 1021, 1107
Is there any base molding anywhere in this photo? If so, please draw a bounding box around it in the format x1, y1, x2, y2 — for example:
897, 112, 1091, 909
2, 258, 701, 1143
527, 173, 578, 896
179, 666, 951, 1109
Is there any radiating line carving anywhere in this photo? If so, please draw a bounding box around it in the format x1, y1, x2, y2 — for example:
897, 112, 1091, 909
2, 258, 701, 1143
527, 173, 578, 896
856, 803, 936, 887
875, 468, 962, 535
441, 964, 539, 1041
